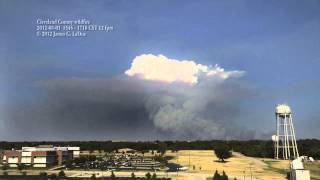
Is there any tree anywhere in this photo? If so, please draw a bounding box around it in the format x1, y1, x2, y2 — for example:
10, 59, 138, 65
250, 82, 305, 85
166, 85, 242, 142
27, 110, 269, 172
214, 144, 232, 162
111, 171, 116, 178
131, 172, 136, 179
58, 170, 65, 177
171, 145, 178, 153
64, 159, 73, 168
100, 165, 107, 171
88, 155, 97, 161
3, 171, 8, 176
158, 142, 167, 156
222, 170, 228, 180
213, 170, 221, 180
154, 155, 168, 166
22, 171, 27, 176
152, 173, 157, 179
145, 172, 151, 179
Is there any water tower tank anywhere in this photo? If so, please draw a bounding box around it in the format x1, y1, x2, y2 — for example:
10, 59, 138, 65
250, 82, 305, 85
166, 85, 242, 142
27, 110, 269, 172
275, 104, 291, 114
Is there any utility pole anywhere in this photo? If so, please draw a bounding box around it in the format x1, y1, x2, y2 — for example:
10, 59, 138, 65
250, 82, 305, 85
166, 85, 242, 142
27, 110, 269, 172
176, 151, 179, 180
249, 165, 253, 180
188, 150, 190, 168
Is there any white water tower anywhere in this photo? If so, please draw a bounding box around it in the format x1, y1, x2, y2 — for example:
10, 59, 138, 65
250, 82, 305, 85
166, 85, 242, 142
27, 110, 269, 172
273, 104, 299, 159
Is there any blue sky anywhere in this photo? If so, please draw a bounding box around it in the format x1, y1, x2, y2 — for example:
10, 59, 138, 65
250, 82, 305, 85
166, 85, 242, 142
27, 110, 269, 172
0, 0, 320, 140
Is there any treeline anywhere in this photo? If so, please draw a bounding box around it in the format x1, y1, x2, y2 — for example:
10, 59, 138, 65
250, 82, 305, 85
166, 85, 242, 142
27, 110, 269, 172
0, 139, 319, 159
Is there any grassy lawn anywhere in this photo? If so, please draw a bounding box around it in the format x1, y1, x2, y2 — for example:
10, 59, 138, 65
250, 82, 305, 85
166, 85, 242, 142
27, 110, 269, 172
304, 161, 320, 180
166, 150, 287, 179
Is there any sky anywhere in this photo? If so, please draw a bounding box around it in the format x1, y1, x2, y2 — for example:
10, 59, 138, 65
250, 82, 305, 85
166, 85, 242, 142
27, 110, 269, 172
0, 0, 319, 141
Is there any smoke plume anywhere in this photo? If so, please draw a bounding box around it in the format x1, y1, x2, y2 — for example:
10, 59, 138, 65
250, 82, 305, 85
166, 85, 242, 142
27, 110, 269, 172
1, 54, 256, 140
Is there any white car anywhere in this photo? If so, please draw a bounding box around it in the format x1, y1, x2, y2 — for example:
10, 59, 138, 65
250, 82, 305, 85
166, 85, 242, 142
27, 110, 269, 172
178, 166, 189, 171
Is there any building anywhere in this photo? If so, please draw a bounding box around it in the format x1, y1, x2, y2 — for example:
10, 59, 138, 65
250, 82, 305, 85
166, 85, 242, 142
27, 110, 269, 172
289, 157, 310, 180
2, 145, 80, 167
117, 148, 138, 154
65, 146, 80, 158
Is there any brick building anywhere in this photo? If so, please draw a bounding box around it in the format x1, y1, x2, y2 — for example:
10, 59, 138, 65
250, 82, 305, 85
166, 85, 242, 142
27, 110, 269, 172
2, 145, 80, 167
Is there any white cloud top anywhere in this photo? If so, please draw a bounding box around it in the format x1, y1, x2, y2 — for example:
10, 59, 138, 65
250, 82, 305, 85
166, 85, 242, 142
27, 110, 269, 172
125, 54, 244, 85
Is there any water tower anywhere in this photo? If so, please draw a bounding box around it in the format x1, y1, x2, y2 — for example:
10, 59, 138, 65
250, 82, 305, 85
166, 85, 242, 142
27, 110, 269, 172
273, 104, 299, 159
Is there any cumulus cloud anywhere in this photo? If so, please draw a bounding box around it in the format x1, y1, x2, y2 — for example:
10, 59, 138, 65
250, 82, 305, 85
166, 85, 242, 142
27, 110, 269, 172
125, 54, 245, 85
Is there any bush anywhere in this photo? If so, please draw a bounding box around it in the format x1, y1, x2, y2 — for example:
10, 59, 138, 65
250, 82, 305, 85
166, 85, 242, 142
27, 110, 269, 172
91, 174, 96, 179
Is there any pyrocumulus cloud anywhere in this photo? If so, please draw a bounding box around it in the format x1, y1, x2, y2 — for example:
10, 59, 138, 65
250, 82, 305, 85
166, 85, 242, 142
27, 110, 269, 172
125, 54, 244, 85
124, 54, 253, 139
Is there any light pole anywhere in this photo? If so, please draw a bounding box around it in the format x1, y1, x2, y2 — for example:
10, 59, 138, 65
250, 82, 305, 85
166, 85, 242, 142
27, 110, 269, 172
176, 151, 179, 180
188, 150, 190, 168
249, 165, 252, 180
